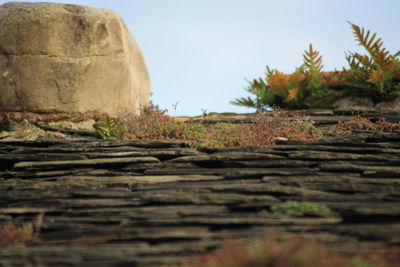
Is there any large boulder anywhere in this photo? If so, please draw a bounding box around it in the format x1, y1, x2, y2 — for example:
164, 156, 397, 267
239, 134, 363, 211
0, 2, 151, 116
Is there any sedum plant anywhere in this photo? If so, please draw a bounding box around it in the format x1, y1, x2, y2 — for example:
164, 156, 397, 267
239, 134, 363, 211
330, 116, 400, 134
116, 104, 322, 147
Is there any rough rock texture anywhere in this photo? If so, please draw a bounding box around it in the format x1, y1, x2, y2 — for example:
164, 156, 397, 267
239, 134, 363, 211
0, 2, 151, 116
333, 96, 374, 110
375, 98, 400, 111
0, 129, 399, 266
0, 119, 69, 141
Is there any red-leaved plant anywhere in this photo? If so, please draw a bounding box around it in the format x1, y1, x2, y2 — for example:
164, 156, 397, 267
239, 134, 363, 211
177, 234, 400, 267
0, 214, 43, 248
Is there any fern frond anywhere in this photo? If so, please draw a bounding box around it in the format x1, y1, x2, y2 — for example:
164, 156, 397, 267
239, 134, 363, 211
367, 70, 385, 84
303, 44, 323, 71
230, 97, 257, 107
265, 65, 277, 77
249, 78, 268, 93
348, 21, 393, 72
231, 78, 275, 111
352, 52, 375, 70
345, 52, 361, 70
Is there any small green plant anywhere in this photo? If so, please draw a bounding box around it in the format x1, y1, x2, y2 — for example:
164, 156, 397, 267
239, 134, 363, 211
95, 116, 125, 140
331, 116, 400, 134
270, 201, 335, 217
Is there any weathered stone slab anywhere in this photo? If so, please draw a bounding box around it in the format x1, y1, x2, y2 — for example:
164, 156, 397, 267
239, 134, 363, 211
144, 168, 228, 176
274, 145, 400, 155
0, 175, 224, 193
335, 224, 400, 244
72, 174, 224, 185
138, 214, 342, 226
220, 159, 317, 168
0, 153, 87, 162
168, 152, 285, 163
363, 169, 400, 178
263, 175, 400, 195
133, 191, 278, 205
83, 148, 204, 160
1, 168, 99, 179
223, 168, 317, 179
64, 205, 229, 218
330, 203, 400, 217
7, 198, 140, 209
319, 163, 400, 178
210, 183, 339, 199
13, 156, 160, 170
288, 151, 399, 161
144, 167, 316, 178
0, 207, 58, 214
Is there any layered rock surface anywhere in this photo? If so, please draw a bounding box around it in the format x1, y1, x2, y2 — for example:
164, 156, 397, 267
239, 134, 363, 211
0, 2, 151, 116
0, 128, 399, 266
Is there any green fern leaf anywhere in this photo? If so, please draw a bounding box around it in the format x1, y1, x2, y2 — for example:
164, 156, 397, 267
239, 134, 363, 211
303, 44, 323, 72
348, 21, 394, 72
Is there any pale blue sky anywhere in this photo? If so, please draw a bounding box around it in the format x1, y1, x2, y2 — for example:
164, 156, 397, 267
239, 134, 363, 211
2, 0, 399, 116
